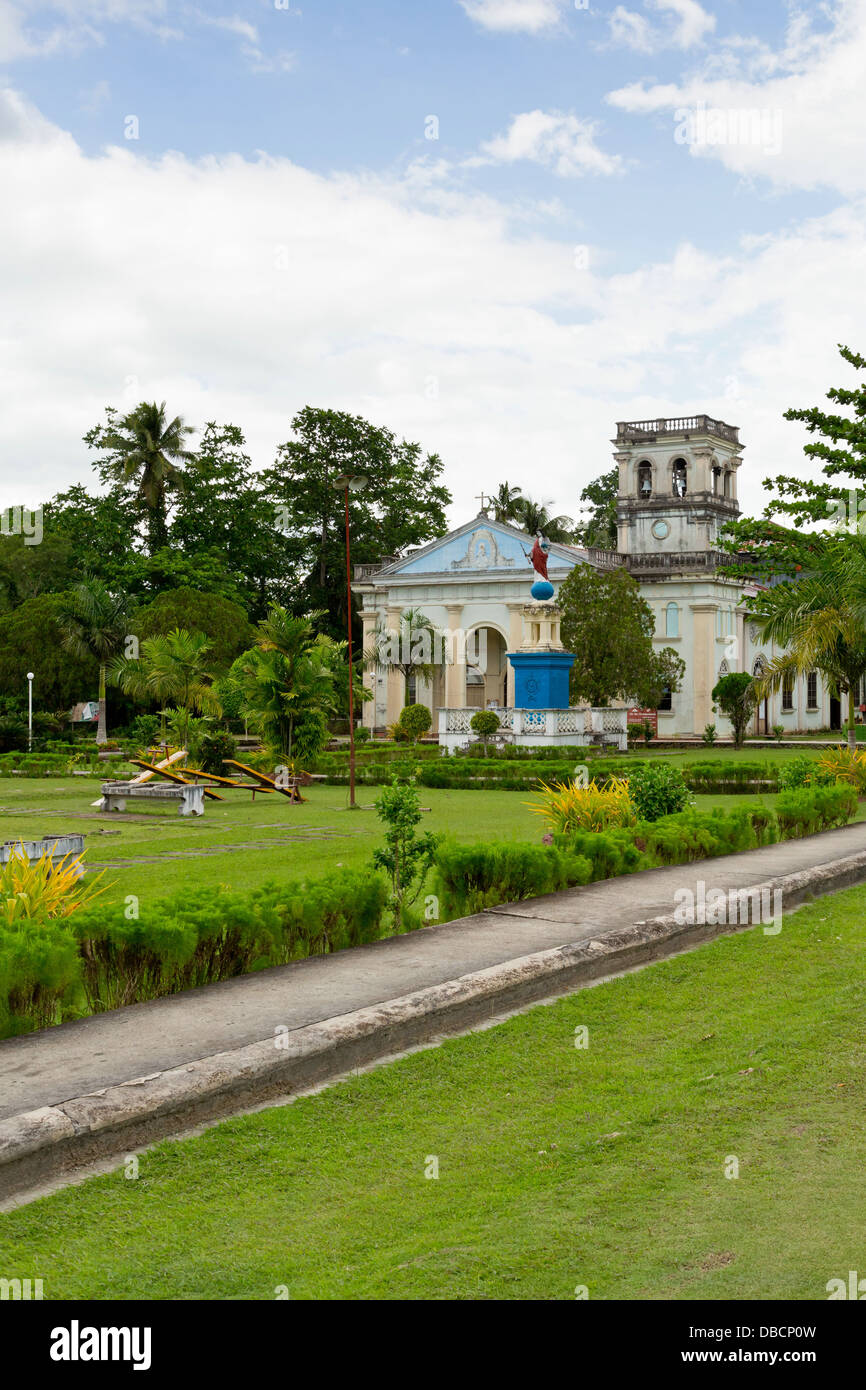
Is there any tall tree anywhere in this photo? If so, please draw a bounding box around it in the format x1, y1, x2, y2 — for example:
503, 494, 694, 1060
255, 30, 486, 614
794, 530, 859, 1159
721, 344, 866, 580
85, 401, 196, 553
260, 408, 450, 641
573, 468, 618, 550
559, 565, 685, 707
58, 580, 134, 744
110, 629, 220, 748
133, 587, 256, 673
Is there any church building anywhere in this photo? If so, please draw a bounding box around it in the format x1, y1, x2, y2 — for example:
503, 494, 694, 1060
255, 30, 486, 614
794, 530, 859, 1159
355, 415, 840, 739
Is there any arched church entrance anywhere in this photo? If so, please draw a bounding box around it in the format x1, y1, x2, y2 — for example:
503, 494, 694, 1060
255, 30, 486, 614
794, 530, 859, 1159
465, 626, 507, 709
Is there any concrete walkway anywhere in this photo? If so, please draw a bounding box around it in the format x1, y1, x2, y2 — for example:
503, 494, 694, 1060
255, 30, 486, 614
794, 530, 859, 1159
3, 821, 866, 1123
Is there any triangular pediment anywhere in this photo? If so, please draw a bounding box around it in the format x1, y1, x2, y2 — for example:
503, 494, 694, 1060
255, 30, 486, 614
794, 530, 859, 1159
378, 515, 586, 579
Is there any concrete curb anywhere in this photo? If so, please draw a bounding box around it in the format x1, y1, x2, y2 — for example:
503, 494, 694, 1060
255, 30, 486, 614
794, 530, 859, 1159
3, 845, 866, 1203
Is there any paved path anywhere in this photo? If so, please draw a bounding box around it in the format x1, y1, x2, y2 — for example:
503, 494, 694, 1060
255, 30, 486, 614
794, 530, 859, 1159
3, 822, 865, 1122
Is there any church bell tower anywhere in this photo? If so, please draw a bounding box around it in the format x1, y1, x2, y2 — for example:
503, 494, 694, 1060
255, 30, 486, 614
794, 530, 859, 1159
614, 415, 743, 557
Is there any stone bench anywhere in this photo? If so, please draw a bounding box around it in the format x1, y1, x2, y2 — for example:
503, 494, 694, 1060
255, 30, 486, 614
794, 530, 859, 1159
100, 782, 205, 816
0, 835, 86, 875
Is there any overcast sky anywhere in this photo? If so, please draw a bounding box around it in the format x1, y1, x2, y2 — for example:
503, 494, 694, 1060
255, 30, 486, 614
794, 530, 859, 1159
1, 0, 865, 524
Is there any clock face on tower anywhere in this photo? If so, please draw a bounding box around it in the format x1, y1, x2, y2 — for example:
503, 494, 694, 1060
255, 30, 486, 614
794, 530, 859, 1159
651, 519, 670, 540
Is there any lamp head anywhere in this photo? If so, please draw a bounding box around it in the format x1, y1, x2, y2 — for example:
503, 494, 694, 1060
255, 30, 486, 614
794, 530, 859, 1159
26, 671, 34, 681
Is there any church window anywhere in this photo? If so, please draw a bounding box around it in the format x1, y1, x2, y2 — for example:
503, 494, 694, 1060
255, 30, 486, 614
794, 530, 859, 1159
672, 459, 688, 498
637, 462, 652, 499
658, 684, 673, 711
782, 674, 794, 711
807, 671, 818, 709
665, 602, 679, 638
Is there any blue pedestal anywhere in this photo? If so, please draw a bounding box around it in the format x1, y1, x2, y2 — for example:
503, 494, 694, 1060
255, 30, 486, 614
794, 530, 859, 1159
507, 650, 575, 710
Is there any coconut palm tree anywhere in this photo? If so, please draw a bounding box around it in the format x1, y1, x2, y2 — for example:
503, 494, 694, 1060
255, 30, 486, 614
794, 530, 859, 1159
514, 497, 575, 544
749, 535, 866, 749
365, 607, 445, 704
491, 482, 524, 524
98, 401, 196, 552
58, 579, 134, 744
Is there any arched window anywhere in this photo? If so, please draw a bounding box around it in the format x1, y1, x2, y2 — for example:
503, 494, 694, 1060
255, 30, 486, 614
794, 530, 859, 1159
665, 602, 679, 638
637, 461, 652, 499
672, 458, 688, 498
712, 465, 722, 495
724, 470, 731, 498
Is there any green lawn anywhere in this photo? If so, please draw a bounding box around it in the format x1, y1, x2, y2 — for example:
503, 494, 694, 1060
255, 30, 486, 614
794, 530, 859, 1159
1, 767, 863, 904
3, 880, 866, 1300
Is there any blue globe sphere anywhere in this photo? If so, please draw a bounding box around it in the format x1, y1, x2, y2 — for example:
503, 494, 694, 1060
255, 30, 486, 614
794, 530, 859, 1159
530, 579, 555, 602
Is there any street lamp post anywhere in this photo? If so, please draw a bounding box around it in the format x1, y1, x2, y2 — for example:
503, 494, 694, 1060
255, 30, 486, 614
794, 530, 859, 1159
332, 473, 367, 809
26, 672, 34, 753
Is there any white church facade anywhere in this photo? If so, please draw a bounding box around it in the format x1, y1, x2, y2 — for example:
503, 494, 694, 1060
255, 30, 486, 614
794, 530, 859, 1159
355, 416, 843, 740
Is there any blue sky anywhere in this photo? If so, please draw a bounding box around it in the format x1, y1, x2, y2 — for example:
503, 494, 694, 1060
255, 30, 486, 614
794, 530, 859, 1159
1, 0, 865, 521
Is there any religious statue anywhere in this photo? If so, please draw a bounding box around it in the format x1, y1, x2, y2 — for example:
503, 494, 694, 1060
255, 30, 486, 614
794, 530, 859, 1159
530, 534, 550, 580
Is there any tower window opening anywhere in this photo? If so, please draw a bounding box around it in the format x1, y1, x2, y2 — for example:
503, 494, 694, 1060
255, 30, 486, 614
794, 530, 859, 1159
672, 459, 687, 498
638, 462, 652, 499
724, 470, 731, 497
712, 466, 721, 495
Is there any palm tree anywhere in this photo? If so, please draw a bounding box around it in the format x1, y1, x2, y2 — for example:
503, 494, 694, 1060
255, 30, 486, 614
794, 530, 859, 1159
365, 607, 445, 704
110, 628, 220, 749
491, 482, 524, 523
58, 580, 133, 744
515, 497, 575, 544
749, 536, 866, 750
99, 401, 196, 552
239, 606, 345, 762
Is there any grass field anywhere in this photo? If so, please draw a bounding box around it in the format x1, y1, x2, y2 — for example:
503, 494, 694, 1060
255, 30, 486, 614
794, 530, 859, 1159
1, 755, 862, 904
3, 879, 866, 1300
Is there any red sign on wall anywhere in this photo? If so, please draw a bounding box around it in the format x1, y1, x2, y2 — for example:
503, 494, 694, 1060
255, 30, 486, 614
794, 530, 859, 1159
627, 707, 658, 733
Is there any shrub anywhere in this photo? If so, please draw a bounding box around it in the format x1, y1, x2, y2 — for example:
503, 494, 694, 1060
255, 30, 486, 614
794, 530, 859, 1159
398, 703, 433, 744
372, 779, 440, 929
773, 724, 785, 743
1, 846, 108, 924
776, 784, 858, 837
0, 920, 82, 1034
712, 672, 756, 747
815, 746, 866, 793
433, 840, 592, 920
529, 776, 635, 834
197, 728, 238, 775
776, 754, 833, 791
354, 725, 371, 743
702, 723, 717, 746
626, 762, 690, 822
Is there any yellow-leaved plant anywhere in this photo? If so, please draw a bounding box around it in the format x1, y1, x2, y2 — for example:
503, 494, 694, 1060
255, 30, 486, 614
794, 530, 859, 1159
0, 845, 109, 926
816, 747, 866, 793
528, 776, 636, 835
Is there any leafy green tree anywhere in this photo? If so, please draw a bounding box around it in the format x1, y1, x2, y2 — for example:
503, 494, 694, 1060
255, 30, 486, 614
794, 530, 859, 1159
470, 709, 500, 751
398, 703, 432, 744
0, 532, 74, 610
44, 484, 140, 590
0, 594, 97, 712
573, 468, 618, 550
372, 779, 440, 930
170, 423, 291, 617
85, 401, 196, 553
712, 672, 756, 748
559, 566, 685, 707
721, 344, 866, 579
57, 579, 134, 744
134, 587, 255, 674
260, 407, 450, 640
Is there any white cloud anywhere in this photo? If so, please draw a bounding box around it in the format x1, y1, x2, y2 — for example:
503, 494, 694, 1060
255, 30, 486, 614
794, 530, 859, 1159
458, 0, 567, 35
198, 13, 259, 46
0, 87, 864, 530
0, 0, 180, 60
608, 0, 715, 53
607, 0, 866, 195
475, 110, 624, 177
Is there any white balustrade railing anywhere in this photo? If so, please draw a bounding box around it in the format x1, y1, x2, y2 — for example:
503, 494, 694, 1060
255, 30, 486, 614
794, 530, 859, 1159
438, 707, 628, 750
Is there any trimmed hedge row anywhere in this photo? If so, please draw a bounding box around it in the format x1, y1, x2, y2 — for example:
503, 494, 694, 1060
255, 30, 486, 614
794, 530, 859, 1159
0, 871, 388, 1037
321, 756, 788, 793
432, 784, 857, 920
